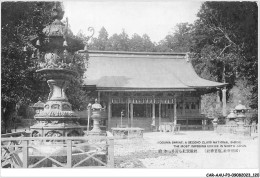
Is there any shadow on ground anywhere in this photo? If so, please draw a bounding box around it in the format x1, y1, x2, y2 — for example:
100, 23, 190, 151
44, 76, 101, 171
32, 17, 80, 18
115, 150, 177, 168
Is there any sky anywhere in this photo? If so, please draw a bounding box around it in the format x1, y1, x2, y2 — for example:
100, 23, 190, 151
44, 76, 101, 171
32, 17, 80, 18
63, 0, 203, 43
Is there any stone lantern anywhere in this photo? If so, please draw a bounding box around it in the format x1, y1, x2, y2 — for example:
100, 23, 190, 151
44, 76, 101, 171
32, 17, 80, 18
234, 101, 247, 125
233, 101, 248, 134
29, 3, 90, 137
226, 109, 237, 125
89, 99, 103, 135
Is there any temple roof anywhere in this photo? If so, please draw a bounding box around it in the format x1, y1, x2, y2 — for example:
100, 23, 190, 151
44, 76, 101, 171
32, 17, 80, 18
83, 51, 227, 91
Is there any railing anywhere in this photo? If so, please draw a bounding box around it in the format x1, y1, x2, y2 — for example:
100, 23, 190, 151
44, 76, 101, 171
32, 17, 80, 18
111, 127, 144, 139
1, 132, 114, 168
1, 131, 29, 138
216, 125, 258, 136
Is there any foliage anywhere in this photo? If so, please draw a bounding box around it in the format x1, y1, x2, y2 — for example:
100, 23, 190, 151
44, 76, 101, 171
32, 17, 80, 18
190, 2, 257, 109
88, 27, 109, 50
227, 79, 254, 109
1, 2, 88, 133
201, 93, 222, 119
156, 23, 193, 52
88, 28, 156, 52
1, 2, 56, 132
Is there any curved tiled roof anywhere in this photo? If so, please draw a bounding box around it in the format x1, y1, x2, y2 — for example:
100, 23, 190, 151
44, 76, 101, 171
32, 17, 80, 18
83, 51, 226, 91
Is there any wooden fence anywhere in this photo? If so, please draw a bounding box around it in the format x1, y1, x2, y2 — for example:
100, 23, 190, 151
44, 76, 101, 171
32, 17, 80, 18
216, 125, 258, 136
1, 132, 114, 168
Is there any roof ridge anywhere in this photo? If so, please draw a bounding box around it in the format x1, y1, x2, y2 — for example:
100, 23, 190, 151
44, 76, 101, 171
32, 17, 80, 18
88, 50, 187, 56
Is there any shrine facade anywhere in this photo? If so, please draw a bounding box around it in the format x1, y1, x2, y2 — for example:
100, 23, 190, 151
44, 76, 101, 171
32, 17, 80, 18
82, 51, 227, 131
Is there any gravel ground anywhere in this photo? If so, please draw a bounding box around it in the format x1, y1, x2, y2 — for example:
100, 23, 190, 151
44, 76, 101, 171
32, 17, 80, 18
114, 131, 258, 168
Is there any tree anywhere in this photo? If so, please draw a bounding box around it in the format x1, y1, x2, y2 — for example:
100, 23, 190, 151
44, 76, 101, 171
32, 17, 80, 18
106, 29, 130, 51
89, 27, 109, 50
190, 1, 258, 109
141, 34, 156, 52
1, 2, 56, 133
128, 33, 155, 52
155, 23, 193, 52
129, 33, 143, 51
228, 79, 254, 109
1, 2, 88, 133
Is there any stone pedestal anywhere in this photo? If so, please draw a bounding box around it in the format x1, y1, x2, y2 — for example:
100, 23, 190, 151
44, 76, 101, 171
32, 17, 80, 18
88, 99, 105, 136
90, 110, 102, 133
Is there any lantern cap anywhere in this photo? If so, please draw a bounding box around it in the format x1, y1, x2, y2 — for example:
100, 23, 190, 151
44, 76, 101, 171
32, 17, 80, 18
227, 110, 236, 119
91, 99, 102, 110
235, 101, 247, 110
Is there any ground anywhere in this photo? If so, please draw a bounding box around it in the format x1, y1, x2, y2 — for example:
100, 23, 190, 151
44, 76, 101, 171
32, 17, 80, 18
114, 131, 258, 168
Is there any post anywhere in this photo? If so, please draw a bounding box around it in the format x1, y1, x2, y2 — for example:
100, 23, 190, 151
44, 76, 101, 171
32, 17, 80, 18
97, 91, 101, 103
108, 94, 112, 131
159, 102, 161, 126
151, 100, 156, 129
216, 90, 221, 109
22, 140, 28, 168
198, 96, 201, 114
202, 119, 206, 130
222, 87, 227, 116
182, 94, 185, 115
120, 111, 123, 127
127, 98, 130, 127
131, 102, 134, 127
174, 96, 177, 125
152, 102, 155, 121
87, 103, 91, 132
108, 138, 114, 168
67, 139, 72, 168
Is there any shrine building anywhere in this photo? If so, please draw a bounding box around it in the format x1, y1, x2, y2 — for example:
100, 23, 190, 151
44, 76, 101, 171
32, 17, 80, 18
82, 51, 227, 131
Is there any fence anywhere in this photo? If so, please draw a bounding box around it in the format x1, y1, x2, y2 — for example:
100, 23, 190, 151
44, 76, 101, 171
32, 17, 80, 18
216, 125, 258, 136
1, 132, 114, 168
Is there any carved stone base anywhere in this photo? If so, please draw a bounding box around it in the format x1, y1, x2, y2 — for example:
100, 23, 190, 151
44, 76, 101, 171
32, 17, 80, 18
30, 121, 87, 137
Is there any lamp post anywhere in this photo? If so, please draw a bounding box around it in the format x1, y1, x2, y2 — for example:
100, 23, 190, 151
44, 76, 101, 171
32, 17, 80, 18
87, 103, 92, 132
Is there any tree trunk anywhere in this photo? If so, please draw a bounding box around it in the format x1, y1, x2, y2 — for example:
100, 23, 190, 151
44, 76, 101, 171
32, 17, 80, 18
1, 101, 16, 133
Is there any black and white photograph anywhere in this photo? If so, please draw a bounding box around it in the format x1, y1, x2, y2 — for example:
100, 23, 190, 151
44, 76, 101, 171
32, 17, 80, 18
1, 0, 259, 177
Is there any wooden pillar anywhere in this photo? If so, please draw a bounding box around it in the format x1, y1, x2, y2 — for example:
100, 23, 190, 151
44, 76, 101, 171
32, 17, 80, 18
174, 96, 177, 125
159, 102, 161, 126
198, 96, 201, 114
108, 93, 112, 131
131, 101, 134, 127
152, 102, 155, 120
222, 87, 227, 116
182, 94, 185, 115
216, 90, 221, 109
152, 99, 155, 126
127, 98, 130, 127
183, 94, 187, 129
22, 140, 29, 168
186, 118, 188, 130
97, 91, 101, 103
107, 137, 114, 168
66, 139, 72, 168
